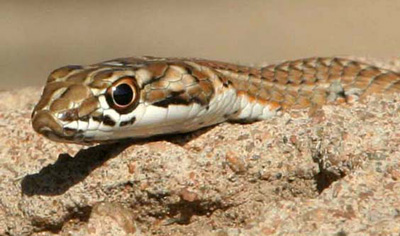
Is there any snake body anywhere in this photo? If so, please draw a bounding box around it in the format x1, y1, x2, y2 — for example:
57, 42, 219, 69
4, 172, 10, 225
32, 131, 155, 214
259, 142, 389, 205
31, 56, 400, 144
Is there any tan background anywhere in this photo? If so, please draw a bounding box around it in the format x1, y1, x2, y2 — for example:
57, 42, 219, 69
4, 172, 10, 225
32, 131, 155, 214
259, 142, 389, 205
2, 0, 400, 90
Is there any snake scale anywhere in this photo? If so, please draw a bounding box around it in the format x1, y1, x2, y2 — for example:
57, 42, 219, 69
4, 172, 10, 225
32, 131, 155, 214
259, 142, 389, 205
31, 56, 400, 144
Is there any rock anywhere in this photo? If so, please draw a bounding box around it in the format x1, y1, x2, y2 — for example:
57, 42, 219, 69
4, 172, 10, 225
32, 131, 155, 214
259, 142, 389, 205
1, 63, 400, 235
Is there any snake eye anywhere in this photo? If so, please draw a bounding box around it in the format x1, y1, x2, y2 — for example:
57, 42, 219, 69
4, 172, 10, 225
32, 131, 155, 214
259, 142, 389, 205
113, 83, 134, 106
106, 77, 139, 114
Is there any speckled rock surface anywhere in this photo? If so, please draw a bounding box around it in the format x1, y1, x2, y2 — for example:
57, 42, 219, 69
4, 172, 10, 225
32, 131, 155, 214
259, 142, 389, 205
1, 59, 400, 236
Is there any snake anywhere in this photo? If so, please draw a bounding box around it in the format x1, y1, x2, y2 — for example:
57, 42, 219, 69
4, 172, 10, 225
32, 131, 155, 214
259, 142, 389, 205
31, 56, 400, 144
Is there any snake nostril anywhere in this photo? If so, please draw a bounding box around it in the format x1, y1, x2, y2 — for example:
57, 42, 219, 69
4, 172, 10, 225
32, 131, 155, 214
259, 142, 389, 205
58, 108, 79, 122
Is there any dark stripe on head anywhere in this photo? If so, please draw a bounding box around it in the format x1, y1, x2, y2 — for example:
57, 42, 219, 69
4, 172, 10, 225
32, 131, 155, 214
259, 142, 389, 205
152, 95, 208, 108
92, 115, 103, 122
152, 96, 192, 108
120, 116, 136, 127
103, 115, 116, 127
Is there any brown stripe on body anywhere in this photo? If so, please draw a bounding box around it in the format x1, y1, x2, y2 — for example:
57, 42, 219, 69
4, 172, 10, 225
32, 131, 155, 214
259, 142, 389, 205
197, 57, 400, 112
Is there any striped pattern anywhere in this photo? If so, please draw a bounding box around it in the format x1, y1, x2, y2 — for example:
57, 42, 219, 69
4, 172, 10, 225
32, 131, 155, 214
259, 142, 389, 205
31, 56, 400, 144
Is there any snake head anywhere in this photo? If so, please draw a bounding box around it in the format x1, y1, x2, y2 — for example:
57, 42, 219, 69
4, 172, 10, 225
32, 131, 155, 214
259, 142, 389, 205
31, 57, 216, 144
31, 61, 142, 144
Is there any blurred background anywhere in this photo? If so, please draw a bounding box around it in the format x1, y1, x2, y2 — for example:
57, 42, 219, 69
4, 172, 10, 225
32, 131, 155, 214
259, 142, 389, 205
2, 0, 400, 90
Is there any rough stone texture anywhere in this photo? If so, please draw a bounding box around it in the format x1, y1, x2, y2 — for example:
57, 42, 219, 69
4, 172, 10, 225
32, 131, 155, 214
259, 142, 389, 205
1, 58, 400, 235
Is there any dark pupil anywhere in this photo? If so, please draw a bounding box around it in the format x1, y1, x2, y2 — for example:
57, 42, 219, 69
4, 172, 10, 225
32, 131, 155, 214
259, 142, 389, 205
113, 84, 133, 106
